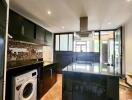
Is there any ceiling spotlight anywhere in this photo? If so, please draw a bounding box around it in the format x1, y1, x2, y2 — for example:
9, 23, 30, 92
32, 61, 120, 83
47, 10, 51, 15
62, 26, 65, 29
108, 22, 111, 25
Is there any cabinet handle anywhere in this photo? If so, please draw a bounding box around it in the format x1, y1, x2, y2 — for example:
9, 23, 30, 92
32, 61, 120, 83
50, 69, 52, 79
21, 25, 24, 35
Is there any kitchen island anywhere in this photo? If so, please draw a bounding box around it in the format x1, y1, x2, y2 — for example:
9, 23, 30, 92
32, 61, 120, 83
62, 61, 120, 100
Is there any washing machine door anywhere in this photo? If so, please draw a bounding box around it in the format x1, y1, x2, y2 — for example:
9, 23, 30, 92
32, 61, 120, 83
19, 78, 36, 100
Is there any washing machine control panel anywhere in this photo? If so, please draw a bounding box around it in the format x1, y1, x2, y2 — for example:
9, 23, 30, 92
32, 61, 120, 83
32, 72, 36, 76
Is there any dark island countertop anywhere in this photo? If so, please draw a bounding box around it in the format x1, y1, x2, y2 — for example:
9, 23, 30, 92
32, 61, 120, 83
62, 61, 120, 77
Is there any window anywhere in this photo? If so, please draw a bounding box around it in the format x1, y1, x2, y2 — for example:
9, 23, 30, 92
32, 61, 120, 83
69, 34, 73, 51
60, 35, 68, 51
74, 32, 99, 52
55, 34, 73, 51
55, 35, 59, 51
74, 41, 87, 52
93, 32, 99, 52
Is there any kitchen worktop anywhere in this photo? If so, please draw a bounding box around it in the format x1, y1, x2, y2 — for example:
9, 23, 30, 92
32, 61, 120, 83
7, 60, 55, 70
43, 61, 54, 66
7, 60, 44, 70
62, 61, 120, 77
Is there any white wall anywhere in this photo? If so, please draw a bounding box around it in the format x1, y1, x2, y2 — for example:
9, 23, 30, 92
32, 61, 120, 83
124, 17, 132, 74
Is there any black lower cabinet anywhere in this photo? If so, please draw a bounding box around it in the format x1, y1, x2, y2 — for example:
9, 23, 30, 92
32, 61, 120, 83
6, 62, 43, 100
38, 64, 57, 99
62, 72, 119, 100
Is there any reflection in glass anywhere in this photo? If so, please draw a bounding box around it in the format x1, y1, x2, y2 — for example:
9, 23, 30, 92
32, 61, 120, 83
69, 34, 73, 51
55, 35, 59, 51
74, 32, 99, 52
115, 29, 121, 74
100, 31, 114, 66
60, 35, 68, 51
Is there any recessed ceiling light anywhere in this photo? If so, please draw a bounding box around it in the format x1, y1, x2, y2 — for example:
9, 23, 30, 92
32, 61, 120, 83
47, 10, 51, 15
62, 26, 65, 29
108, 22, 111, 25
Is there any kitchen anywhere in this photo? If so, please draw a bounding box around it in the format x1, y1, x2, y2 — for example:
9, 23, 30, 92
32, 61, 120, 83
0, 0, 132, 100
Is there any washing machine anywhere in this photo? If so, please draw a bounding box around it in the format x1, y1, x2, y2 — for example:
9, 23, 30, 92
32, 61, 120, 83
12, 69, 38, 100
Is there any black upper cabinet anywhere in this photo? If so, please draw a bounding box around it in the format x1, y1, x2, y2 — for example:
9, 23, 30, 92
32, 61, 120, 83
36, 25, 52, 45
22, 18, 35, 40
45, 30, 52, 45
9, 9, 52, 45
9, 10, 22, 36
8, 10, 35, 42
36, 25, 45, 44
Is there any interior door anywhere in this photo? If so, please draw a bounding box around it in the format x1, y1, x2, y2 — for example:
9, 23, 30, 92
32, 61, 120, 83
0, 0, 7, 100
114, 28, 122, 75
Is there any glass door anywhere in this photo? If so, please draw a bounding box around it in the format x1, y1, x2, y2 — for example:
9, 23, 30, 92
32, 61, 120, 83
100, 31, 114, 73
114, 28, 122, 75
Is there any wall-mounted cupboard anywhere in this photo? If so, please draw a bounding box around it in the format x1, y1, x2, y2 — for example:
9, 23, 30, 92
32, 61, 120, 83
8, 10, 52, 45
35, 25, 53, 45
8, 10, 35, 42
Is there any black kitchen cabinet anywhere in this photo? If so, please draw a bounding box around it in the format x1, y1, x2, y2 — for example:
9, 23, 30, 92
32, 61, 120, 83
35, 25, 45, 44
8, 10, 35, 42
44, 30, 52, 45
9, 10, 22, 36
63, 71, 119, 100
8, 9, 53, 45
22, 18, 35, 40
36, 25, 52, 45
38, 63, 57, 99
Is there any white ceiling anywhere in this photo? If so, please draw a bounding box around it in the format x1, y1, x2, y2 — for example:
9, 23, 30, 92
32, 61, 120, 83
10, 0, 132, 33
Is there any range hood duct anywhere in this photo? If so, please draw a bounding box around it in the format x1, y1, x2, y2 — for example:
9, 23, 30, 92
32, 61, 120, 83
78, 17, 89, 37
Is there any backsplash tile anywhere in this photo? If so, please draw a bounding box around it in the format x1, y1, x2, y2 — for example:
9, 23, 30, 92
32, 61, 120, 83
7, 38, 43, 61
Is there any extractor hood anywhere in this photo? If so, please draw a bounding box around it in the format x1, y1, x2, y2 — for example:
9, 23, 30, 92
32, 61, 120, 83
77, 17, 89, 37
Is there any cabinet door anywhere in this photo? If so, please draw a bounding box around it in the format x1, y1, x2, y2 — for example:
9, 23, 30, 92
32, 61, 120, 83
42, 68, 51, 94
45, 30, 52, 45
51, 66, 57, 86
22, 19, 35, 40
9, 10, 35, 42
9, 10, 23, 36
36, 25, 45, 44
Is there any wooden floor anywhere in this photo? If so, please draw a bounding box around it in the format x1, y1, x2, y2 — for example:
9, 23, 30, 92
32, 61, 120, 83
41, 74, 132, 100
41, 74, 62, 100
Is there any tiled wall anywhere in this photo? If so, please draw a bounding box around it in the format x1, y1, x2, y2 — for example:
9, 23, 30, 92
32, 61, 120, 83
43, 46, 53, 62
7, 38, 43, 61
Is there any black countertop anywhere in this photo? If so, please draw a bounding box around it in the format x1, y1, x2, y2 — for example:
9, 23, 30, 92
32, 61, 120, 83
62, 61, 120, 77
7, 60, 56, 70
7, 60, 44, 70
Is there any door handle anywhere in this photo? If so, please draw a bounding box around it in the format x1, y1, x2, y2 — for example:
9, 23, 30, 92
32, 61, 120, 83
50, 69, 52, 79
